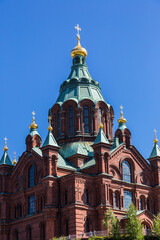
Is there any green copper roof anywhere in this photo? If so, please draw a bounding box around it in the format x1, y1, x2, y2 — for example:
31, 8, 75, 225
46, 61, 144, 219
32, 147, 43, 157
80, 158, 96, 170
43, 130, 59, 147
55, 56, 109, 107
93, 128, 109, 145
59, 141, 94, 159
149, 142, 160, 159
57, 153, 76, 171
29, 128, 40, 137
0, 151, 12, 166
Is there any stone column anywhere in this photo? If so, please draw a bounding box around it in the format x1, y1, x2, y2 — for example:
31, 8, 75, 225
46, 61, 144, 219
76, 107, 82, 135
92, 108, 98, 136
60, 110, 66, 137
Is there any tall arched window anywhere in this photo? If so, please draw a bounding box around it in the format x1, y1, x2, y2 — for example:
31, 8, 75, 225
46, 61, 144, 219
114, 193, 118, 207
69, 106, 74, 135
40, 222, 46, 240
140, 198, 143, 210
57, 111, 61, 137
26, 225, 32, 240
83, 106, 89, 133
98, 108, 102, 124
124, 190, 132, 209
122, 160, 131, 183
147, 198, 150, 211
28, 165, 35, 188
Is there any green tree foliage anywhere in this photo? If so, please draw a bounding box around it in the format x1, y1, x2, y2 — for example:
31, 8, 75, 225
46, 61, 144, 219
152, 213, 160, 237
103, 208, 121, 239
126, 203, 144, 240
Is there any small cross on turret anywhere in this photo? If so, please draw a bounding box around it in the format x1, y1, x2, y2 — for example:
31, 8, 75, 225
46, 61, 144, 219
75, 24, 81, 39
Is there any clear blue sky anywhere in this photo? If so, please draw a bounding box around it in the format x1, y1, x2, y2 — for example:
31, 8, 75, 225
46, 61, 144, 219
0, 0, 160, 162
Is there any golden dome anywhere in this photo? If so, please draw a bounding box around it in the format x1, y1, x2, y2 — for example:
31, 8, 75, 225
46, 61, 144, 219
118, 105, 127, 124
48, 116, 53, 131
71, 24, 87, 58
99, 122, 103, 129
154, 129, 158, 144
12, 152, 17, 165
3, 137, 8, 152
29, 111, 38, 130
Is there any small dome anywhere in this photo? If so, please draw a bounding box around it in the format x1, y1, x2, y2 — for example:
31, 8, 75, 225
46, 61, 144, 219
71, 37, 87, 58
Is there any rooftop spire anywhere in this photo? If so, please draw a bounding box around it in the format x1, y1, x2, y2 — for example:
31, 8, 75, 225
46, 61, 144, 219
12, 152, 17, 165
48, 116, 53, 131
118, 105, 127, 124
154, 129, 158, 144
3, 137, 8, 152
71, 24, 87, 58
29, 111, 38, 130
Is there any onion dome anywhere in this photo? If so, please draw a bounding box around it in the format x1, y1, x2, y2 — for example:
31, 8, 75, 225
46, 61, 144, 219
71, 24, 87, 58
29, 111, 38, 130
0, 138, 12, 165
12, 152, 17, 165
118, 105, 127, 124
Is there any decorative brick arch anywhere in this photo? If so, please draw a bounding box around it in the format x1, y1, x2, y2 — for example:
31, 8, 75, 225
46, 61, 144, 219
119, 157, 135, 183
23, 160, 37, 188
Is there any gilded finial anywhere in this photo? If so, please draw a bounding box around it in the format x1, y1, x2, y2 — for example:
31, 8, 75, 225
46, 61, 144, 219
48, 116, 53, 131
154, 129, 158, 143
12, 152, 17, 165
29, 111, 38, 129
71, 24, 87, 58
99, 112, 103, 129
118, 105, 127, 124
3, 137, 8, 152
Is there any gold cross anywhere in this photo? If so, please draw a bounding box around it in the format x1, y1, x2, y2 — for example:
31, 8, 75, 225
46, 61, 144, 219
154, 129, 157, 138
120, 105, 123, 113
48, 115, 52, 125
75, 24, 81, 38
14, 152, 16, 157
32, 111, 35, 120
4, 137, 7, 145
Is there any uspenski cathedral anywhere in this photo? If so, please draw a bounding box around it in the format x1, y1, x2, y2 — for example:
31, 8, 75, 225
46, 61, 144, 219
0, 25, 159, 240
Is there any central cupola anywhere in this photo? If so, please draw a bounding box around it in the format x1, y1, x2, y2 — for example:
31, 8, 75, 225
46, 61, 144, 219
49, 25, 114, 145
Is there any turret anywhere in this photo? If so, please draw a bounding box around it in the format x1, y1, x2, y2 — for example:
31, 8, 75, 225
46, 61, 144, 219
115, 106, 131, 149
41, 116, 60, 176
92, 121, 111, 174
148, 130, 160, 186
25, 111, 42, 151
0, 138, 12, 166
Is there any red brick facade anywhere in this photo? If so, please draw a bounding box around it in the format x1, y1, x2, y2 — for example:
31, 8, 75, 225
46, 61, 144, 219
0, 44, 158, 240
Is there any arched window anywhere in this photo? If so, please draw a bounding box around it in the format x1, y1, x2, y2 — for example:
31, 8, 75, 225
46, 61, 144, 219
83, 106, 89, 133
26, 225, 32, 240
57, 111, 61, 137
98, 108, 102, 124
140, 198, 143, 210
69, 106, 74, 135
114, 193, 118, 207
122, 160, 131, 183
86, 218, 89, 232
85, 189, 89, 204
124, 190, 132, 209
28, 165, 35, 188
40, 222, 46, 240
